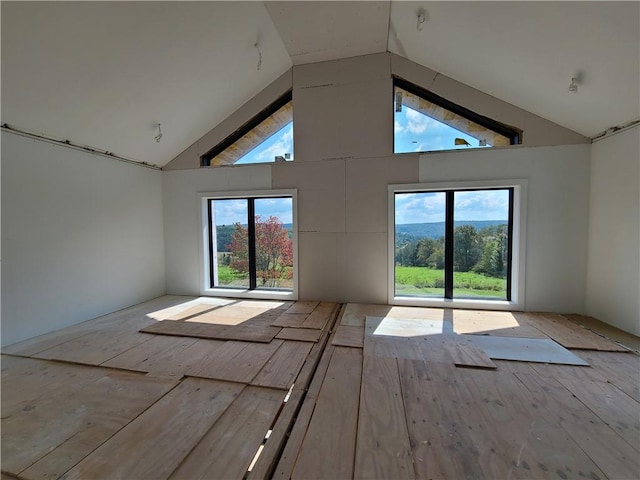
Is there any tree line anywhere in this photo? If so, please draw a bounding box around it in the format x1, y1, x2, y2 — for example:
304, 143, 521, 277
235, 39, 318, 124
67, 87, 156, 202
396, 224, 508, 278
222, 216, 293, 288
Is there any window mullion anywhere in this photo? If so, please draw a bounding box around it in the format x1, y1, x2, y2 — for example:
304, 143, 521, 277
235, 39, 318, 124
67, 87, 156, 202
248, 198, 257, 290
208, 199, 215, 288
506, 188, 514, 301
444, 191, 455, 298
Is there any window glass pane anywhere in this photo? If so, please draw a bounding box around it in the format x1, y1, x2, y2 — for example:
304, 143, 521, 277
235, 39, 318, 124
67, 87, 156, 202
235, 121, 293, 165
212, 199, 249, 288
254, 197, 294, 290
394, 86, 510, 154
207, 100, 293, 166
453, 190, 509, 299
394, 192, 446, 297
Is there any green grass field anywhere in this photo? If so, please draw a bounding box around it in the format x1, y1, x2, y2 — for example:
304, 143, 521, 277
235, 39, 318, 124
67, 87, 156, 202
395, 266, 506, 298
216, 265, 293, 289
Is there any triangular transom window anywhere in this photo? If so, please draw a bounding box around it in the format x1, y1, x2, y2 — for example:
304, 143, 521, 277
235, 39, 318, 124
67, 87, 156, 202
202, 91, 293, 166
393, 78, 520, 154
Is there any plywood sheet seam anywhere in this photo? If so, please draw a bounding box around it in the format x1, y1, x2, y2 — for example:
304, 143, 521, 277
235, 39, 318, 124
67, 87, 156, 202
246, 302, 344, 480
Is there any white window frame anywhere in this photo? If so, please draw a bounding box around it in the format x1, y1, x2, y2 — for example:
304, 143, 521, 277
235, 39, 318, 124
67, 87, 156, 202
199, 189, 298, 300
388, 179, 527, 310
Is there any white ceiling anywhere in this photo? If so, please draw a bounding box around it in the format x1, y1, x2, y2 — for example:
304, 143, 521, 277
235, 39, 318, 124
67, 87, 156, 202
1, 2, 291, 167
265, 1, 391, 65
389, 1, 640, 140
2, 2, 638, 167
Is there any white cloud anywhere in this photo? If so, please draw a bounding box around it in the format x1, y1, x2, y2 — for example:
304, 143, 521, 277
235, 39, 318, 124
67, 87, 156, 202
395, 192, 446, 223
454, 190, 509, 220
405, 109, 430, 134
395, 190, 509, 224
214, 199, 248, 225
255, 126, 293, 161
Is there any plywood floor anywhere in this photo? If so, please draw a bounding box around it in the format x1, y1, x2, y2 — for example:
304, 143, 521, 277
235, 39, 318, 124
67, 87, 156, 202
2, 297, 639, 480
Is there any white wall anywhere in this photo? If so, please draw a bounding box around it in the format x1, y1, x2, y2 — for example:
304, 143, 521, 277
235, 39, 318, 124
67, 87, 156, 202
587, 126, 640, 335
163, 53, 593, 314
163, 165, 272, 294
1, 133, 166, 346
420, 144, 591, 314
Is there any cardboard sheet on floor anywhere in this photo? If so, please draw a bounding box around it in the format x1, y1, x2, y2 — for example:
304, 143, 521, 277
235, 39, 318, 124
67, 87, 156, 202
460, 335, 590, 366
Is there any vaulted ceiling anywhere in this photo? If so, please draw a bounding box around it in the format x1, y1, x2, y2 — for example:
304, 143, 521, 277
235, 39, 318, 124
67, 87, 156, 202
2, 1, 638, 167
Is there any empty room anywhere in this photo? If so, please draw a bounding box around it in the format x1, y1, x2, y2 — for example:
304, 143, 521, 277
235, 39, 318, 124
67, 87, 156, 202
2, 2, 639, 479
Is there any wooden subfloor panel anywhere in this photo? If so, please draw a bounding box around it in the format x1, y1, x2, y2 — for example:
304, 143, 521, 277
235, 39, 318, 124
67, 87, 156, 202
399, 360, 488, 479
527, 360, 610, 383
332, 325, 364, 348
341, 304, 443, 328
267, 336, 338, 480
554, 375, 640, 452
271, 313, 308, 328
140, 319, 281, 343
1, 359, 176, 478
165, 303, 226, 321
169, 386, 285, 480
520, 312, 626, 351
234, 299, 293, 311
452, 310, 548, 338
61, 378, 243, 480
444, 339, 497, 369
1, 329, 92, 358
455, 368, 607, 479
275, 327, 321, 342
355, 355, 414, 479
291, 347, 363, 480
285, 301, 319, 315
102, 336, 226, 377
146, 297, 233, 321
367, 316, 446, 337
32, 329, 155, 366
574, 350, 640, 402
565, 314, 640, 352
515, 372, 640, 478
300, 303, 336, 330
178, 305, 284, 327
251, 340, 314, 390
1, 356, 105, 418
363, 317, 424, 361
250, 316, 337, 480
186, 340, 283, 384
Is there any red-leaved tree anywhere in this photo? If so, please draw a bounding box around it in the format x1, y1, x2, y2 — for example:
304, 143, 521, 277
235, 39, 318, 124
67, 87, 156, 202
227, 215, 293, 287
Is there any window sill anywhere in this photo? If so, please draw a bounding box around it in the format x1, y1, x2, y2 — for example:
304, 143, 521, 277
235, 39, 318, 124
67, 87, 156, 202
392, 296, 522, 311
201, 288, 297, 301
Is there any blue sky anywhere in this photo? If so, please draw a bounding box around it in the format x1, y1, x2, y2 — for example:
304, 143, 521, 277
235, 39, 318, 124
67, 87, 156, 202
235, 101, 485, 163
214, 197, 293, 226
235, 122, 293, 164
394, 105, 489, 153
395, 190, 509, 224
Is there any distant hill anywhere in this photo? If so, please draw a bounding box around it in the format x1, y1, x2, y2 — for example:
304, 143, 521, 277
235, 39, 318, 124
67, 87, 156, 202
396, 220, 507, 241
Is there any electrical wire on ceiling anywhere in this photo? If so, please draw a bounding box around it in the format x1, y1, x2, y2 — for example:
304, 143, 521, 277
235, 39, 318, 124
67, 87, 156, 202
155, 123, 163, 143
0, 123, 161, 170
254, 42, 262, 71
590, 118, 640, 143
416, 8, 427, 31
